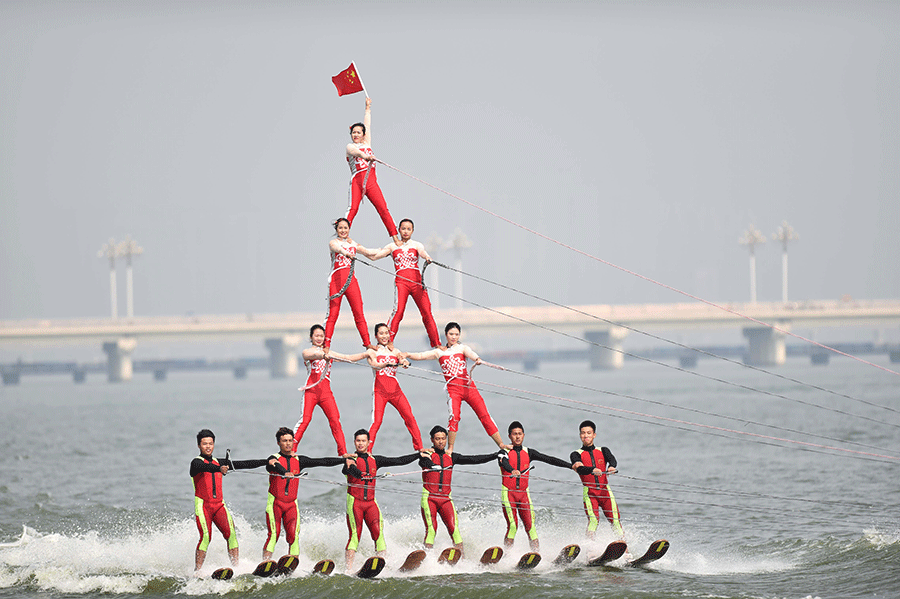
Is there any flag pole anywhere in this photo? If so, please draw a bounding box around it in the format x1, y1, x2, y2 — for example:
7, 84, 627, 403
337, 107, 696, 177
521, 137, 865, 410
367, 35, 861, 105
353, 60, 370, 98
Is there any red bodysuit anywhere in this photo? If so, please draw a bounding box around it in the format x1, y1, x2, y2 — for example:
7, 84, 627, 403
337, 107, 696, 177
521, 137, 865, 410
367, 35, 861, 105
438, 347, 499, 437
367, 350, 423, 452
293, 357, 348, 456
346, 146, 398, 237
324, 241, 371, 348
388, 243, 440, 348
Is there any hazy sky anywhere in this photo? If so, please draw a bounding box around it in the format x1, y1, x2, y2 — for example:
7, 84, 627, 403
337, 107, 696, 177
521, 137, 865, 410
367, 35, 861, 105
2, 1, 898, 321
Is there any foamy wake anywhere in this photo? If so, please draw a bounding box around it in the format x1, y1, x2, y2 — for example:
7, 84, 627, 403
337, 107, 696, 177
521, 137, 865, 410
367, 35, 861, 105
0, 506, 816, 594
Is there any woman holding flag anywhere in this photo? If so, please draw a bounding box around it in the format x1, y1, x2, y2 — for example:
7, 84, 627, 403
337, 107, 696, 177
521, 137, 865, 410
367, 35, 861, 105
345, 96, 401, 245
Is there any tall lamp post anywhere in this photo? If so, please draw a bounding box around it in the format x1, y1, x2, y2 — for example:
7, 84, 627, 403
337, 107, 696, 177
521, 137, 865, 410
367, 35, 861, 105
773, 221, 799, 303
117, 236, 143, 318
739, 225, 766, 303
98, 238, 120, 319
448, 228, 472, 311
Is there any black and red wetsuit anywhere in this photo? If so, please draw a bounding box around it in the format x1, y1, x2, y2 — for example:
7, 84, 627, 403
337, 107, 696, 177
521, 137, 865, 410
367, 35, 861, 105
498, 445, 570, 545
263, 453, 344, 556
342, 451, 420, 551
190, 455, 268, 554
418, 448, 498, 546
570, 444, 623, 537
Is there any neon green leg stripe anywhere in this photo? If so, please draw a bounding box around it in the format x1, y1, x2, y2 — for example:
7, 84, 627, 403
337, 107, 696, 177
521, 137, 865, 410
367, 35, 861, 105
422, 490, 437, 545
449, 496, 462, 545
195, 497, 211, 551
583, 487, 599, 532
374, 500, 386, 551
525, 489, 538, 541
264, 494, 278, 553
289, 500, 301, 555
501, 488, 517, 540
346, 495, 359, 551
224, 505, 238, 550
607, 487, 624, 537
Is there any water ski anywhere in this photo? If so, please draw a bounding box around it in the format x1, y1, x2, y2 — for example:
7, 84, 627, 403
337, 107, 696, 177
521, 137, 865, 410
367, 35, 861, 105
357, 555, 385, 579
516, 551, 542, 570
438, 547, 462, 566
275, 554, 299, 576
398, 549, 427, 572
587, 541, 628, 567
211, 567, 233, 580
628, 540, 669, 567
313, 559, 336, 575
252, 559, 279, 577
479, 546, 504, 565
553, 544, 581, 565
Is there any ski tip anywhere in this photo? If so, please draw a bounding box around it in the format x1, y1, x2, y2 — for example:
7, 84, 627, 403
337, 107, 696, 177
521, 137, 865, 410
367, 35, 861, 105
313, 559, 336, 575
628, 539, 670, 567
276, 554, 299, 576
553, 543, 581, 565
479, 546, 504, 565
252, 559, 279, 577
398, 549, 427, 572
357, 555, 385, 579
438, 547, 462, 566
587, 540, 628, 567
211, 567, 233, 580
516, 551, 542, 570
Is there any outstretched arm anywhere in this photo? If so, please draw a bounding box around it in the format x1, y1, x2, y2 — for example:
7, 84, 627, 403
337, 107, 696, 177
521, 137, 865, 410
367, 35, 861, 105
369, 243, 394, 261
405, 348, 439, 361
528, 448, 571, 470
363, 97, 371, 145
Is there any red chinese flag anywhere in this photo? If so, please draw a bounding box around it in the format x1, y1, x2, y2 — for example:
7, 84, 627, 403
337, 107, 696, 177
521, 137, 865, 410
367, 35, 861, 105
332, 63, 364, 97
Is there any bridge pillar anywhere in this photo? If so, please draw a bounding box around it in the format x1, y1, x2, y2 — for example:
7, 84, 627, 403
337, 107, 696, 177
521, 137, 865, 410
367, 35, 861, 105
679, 351, 698, 369
585, 327, 628, 370
102, 337, 137, 382
742, 326, 787, 366
265, 335, 301, 378
810, 350, 830, 365
890, 349, 900, 364
233, 365, 248, 379
72, 369, 87, 383
2, 369, 21, 385
153, 369, 167, 381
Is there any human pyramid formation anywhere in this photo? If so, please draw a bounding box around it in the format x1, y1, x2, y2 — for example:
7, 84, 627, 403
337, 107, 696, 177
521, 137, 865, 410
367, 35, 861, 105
190, 97, 625, 576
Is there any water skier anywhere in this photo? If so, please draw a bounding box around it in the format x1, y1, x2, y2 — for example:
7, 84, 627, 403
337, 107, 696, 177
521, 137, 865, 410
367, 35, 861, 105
405, 322, 509, 453
498, 421, 572, 552
569, 419, 624, 540
342, 429, 430, 572
419, 425, 500, 550
346, 96, 401, 244
325, 217, 379, 351
365, 323, 424, 453
262, 427, 345, 560
370, 218, 441, 348
191, 429, 271, 571
293, 324, 367, 457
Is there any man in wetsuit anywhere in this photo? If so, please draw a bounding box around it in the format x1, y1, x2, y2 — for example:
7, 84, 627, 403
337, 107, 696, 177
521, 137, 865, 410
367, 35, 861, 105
263, 427, 345, 560
419, 425, 500, 550
498, 421, 572, 552
190, 429, 271, 571
569, 419, 624, 539
342, 428, 430, 571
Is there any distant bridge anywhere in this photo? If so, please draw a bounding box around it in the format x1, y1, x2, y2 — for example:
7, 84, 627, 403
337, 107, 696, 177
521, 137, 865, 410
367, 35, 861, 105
2, 299, 899, 383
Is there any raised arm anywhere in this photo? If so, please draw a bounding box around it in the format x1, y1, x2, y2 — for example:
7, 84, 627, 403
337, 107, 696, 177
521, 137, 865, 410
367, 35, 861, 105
363, 97, 371, 145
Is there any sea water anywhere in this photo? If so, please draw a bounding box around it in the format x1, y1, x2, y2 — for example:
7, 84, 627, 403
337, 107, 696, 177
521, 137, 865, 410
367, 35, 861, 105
1, 354, 898, 598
